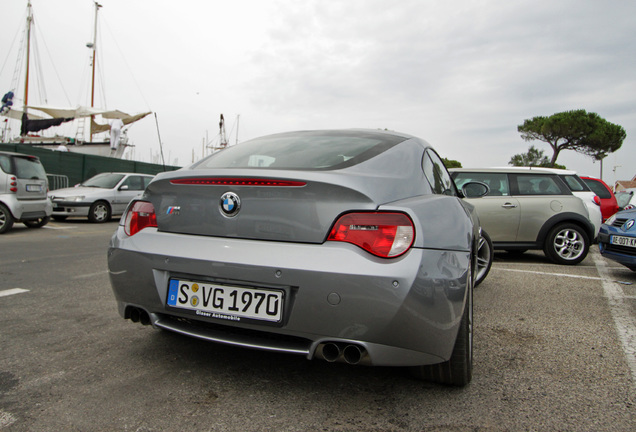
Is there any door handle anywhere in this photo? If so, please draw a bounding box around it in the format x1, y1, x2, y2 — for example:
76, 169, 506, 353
502, 203, 518, 209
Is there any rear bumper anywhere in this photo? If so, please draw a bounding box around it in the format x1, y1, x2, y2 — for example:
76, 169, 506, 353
108, 227, 471, 367
0, 194, 51, 220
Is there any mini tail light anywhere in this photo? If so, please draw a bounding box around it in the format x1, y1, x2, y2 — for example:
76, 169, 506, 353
327, 212, 415, 258
10, 176, 17, 193
124, 201, 157, 236
593, 195, 601, 206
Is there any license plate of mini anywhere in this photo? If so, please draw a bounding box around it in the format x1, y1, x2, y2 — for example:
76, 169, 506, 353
611, 235, 636, 248
167, 279, 283, 322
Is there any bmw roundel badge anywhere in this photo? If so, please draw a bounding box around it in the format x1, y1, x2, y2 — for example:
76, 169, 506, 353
220, 192, 241, 218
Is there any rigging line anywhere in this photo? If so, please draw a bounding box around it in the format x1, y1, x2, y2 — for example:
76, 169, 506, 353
154, 113, 166, 170
32, 17, 72, 106
30, 26, 48, 104
0, 17, 24, 81
100, 14, 152, 112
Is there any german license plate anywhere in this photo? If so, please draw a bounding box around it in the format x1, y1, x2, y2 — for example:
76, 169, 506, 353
167, 279, 283, 322
611, 235, 636, 248
26, 184, 42, 192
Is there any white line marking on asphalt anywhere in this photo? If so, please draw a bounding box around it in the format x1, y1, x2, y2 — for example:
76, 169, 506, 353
0, 410, 17, 428
498, 268, 603, 280
592, 253, 636, 390
497, 267, 633, 285
0, 288, 29, 298
72, 271, 108, 280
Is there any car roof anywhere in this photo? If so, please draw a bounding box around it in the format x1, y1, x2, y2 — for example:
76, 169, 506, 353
450, 167, 578, 175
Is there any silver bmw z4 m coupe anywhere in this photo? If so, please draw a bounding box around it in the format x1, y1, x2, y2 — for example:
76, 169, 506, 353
108, 129, 488, 386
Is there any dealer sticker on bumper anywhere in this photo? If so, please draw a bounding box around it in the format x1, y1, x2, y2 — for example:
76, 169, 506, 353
167, 279, 283, 322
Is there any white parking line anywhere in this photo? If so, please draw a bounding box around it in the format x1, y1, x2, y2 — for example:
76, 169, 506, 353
592, 254, 636, 389
72, 270, 108, 280
0, 288, 29, 298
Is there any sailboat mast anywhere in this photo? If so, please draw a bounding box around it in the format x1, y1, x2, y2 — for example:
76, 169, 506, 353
23, 1, 33, 116
88, 1, 102, 139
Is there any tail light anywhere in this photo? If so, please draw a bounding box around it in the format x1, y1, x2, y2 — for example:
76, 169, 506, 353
124, 201, 157, 236
10, 176, 17, 193
593, 195, 601, 206
328, 212, 415, 258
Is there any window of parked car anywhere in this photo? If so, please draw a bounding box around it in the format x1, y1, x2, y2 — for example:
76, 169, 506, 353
422, 149, 455, 195
452, 172, 510, 196
0, 155, 11, 173
560, 175, 588, 192
121, 176, 146, 191
512, 174, 565, 195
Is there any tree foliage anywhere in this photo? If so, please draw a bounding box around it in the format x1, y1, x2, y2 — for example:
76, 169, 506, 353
517, 110, 626, 166
442, 158, 462, 168
509, 145, 566, 169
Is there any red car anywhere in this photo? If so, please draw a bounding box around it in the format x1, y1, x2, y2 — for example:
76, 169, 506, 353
581, 176, 619, 221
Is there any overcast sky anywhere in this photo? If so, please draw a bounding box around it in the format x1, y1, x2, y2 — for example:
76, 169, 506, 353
2, 0, 635, 186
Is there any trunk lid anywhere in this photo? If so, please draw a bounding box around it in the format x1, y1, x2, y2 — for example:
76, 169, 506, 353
148, 170, 379, 243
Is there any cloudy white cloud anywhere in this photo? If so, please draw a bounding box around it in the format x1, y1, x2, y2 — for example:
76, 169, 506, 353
1, 0, 635, 185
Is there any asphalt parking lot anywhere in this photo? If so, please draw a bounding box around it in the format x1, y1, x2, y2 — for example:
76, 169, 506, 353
1, 220, 635, 431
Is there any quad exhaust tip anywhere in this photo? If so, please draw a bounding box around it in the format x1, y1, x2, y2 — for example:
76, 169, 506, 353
128, 306, 151, 326
318, 342, 368, 365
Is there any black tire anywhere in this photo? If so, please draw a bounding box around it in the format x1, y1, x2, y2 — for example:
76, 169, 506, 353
52, 215, 68, 222
410, 262, 473, 386
88, 201, 111, 223
0, 203, 15, 234
475, 230, 493, 287
543, 223, 589, 265
23, 216, 50, 228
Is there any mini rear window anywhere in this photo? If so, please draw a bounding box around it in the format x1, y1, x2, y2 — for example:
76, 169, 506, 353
14, 156, 47, 180
192, 130, 406, 170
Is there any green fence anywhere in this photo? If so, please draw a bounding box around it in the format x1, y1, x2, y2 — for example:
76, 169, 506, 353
0, 143, 181, 189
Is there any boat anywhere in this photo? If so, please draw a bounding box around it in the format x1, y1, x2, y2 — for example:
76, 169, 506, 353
0, 1, 151, 158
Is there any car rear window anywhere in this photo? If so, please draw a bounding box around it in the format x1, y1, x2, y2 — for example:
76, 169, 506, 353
13, 155, 47, 180
616, 191, 634, 208
192, 130, 407, 170
582, 178, 612, 199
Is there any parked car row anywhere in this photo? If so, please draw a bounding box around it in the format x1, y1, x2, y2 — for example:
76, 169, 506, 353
1, 149, 155, 234
451, 167, 601, 265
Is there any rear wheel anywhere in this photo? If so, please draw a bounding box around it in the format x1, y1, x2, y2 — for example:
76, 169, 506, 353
410, 262, 473, 386
23, 216, 50, 228
544, 223, 589, 265
475, 230, 493, 287
88, 201, 111, 223
0, 203, 15, 234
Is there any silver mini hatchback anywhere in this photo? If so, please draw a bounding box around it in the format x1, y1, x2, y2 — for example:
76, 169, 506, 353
0, 151, 52, 234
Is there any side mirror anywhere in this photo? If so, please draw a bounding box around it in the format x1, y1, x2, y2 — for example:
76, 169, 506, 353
461, 181, 489, 198
119, 185, 129, 191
